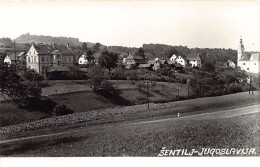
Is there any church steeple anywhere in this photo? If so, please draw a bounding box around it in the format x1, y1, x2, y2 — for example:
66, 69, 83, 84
238, 37, 245, 62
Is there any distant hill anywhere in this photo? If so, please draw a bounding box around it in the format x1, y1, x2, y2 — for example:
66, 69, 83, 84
107, 46, 138, 54
15, 33, 81, 46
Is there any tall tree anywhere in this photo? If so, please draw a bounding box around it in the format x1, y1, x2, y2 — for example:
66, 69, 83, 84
98, 51, 118, 77
135, 47, 145, 59
0, 52, 43, 102
82, 42, 88, 51
162, 46, 179, 59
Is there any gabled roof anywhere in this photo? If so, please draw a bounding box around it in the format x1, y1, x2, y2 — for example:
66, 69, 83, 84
6, 54, 17, 61
250, 53, 260, 61
46, 66, 70, 73
33, 44, 54, 54
17, 52, 26, 57
173, 63, 183, 67
33, 44, 75, 56
148, 60, 155, 64
138, 64, 152, 68
226, 60, 234, 63
161, 60, 167, 64
167, 60, 175, 64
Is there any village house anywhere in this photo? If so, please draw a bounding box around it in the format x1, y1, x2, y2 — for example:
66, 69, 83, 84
125, 52, 145, 69
225, 60, 236, 68
4, 51, 27, 69
237, 38, 260, 73
175, 54, 202, 67
4, 53, 19, 65
169, 54, 178, 62
26, 43, 74, 74
147, 58, 168, 71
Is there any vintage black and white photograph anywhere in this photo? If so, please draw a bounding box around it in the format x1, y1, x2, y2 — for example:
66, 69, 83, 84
0, 0, 259, 160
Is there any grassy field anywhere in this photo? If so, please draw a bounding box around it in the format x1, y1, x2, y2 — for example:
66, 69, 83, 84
1, 112, 259, 156
0, 80, 190, 127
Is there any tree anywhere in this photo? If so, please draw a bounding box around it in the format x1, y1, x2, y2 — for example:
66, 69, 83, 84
202, 61, 215, 72
98, 51, 118, 77
88, 66, 104, 92
0, 52, 43, 102
135, 47, 145, 59
82, 42, 88, 51
162, 46, 179, 59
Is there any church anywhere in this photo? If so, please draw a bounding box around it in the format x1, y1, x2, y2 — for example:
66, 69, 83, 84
237, 38, 260, 74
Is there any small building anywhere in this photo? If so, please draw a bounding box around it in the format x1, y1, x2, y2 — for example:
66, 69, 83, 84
125, 52, 145, 69
169, 54, 178, 62
175, 54, 202, 67
138, 64, 153, 70
4, 53, 18, 65
237, 38, 260, 73
225, 60, 236, 68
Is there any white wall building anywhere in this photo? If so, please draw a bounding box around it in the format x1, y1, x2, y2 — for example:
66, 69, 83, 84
237, 38, 260, 73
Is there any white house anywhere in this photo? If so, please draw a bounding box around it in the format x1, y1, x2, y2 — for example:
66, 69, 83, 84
237, 38, 260, 73
175, 54, 202, 67
169, 54, 178, 62
225, 60, 236, 68
78, 54, 89, 65
175, 55, 186, 67
26, 43, 74, 74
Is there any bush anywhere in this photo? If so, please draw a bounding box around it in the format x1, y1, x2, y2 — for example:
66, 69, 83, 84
53, 104, 74, 116
96, 81, 122, 98
18, 97, 57, 115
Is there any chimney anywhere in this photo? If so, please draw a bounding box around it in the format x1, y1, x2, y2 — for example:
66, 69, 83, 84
67, 43, 70, 47
52, 43, 55, 48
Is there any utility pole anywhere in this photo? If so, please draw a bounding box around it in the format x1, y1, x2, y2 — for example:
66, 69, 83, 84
187, 78, 190, 97
144, 74, 150, 109
177, 82, 180, 98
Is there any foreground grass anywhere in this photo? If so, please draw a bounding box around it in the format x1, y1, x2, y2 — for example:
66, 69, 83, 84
1, 112, 259, 156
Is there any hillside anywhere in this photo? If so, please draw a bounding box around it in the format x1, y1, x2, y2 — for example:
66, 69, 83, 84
15, 33, 81, 46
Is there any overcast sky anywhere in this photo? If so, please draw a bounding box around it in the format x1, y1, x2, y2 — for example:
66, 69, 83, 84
0, 1, 259, 51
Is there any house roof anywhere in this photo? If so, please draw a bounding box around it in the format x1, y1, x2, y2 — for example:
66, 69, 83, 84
167, 60, 175, 64
148, 60, 155, 64
33, 44, 54, 54
173, 63, 183, 67
17, 52, 26, 57
33, 44, 74, 56
6, 53, 18, 61
138, 64, 152, 68
46, 66, 70, 73
161, 60, 167, 64
226, 60, 234, 63
250, 53, 260, 61
184, 54, 200, 61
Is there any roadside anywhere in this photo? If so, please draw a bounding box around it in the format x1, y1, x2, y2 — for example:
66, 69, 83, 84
1, 91, 259, 139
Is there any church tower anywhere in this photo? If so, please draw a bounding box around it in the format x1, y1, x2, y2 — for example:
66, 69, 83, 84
237, 37, 245, 63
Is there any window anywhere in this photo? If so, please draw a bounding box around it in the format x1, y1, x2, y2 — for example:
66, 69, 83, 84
255, 63, 256, 65
34, 56, 36, 63
69, 57, 72, 62
41, 57, 45, 62
28, 57, 30, 63
247, 68, 249, 70
80, 60, 82, 64
57, 54, 61, 59
243, 63, 245, 65
58, 61, 61, 66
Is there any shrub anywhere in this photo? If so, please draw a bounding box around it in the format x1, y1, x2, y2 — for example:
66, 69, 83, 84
53, 104, 74, 116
